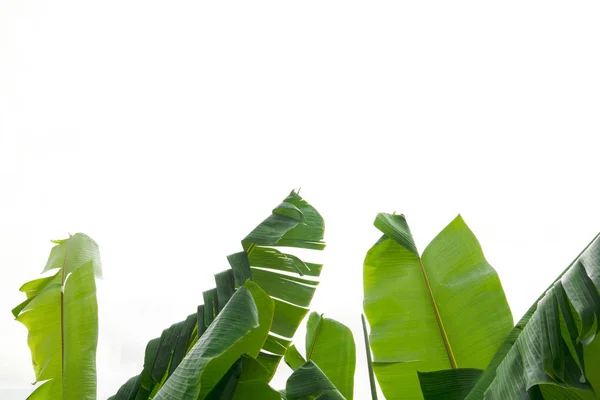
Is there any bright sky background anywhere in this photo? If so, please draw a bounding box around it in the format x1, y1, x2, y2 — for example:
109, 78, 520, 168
1, 1, 599, 399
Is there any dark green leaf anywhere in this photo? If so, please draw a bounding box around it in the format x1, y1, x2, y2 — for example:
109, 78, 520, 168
417, 368, 483, 400
286, 361, 345, 400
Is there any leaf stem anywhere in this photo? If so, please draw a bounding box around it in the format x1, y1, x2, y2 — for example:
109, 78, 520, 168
60, 239, 70, 396
361, 314, 378, 400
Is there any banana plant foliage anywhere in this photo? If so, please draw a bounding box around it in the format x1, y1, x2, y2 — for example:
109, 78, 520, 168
363, 213, 514, 399
464, 232, 600, 399
12, 233, 102, 400
154, 281, 273, 399
109, 190, 325, 399
284, 312, 356, 399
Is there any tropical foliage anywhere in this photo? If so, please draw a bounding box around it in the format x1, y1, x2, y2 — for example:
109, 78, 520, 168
12, 192, 600, 400
362, 213, 600, 400
108, 190, 329, 399
12, 234, 102, 399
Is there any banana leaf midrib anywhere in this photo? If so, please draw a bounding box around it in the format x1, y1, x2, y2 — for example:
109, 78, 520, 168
416, 256, 457, 369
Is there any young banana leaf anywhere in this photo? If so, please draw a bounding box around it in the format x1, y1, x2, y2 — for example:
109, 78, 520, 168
363, 213, 513, 399
12, 234, 102, 400
109, 190, 325, 399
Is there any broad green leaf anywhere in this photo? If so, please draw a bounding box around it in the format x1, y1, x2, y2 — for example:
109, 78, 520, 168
13, 233, 101, 400
286, 361, 345, 400
417, 368, 483, 400
154, 281, 273, 399
305, 313, 356, 399
464, 233, 600, 399
363, 214, 513, 399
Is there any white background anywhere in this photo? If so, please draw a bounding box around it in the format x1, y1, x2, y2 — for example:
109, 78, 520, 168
1, 1, 599, 399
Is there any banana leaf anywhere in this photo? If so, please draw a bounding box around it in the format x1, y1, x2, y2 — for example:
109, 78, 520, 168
154, 281, 273, 399
286, 361, 345, 400
465, 233, 600, 399
363, 213, 513, 399
12, 233, 102, 399
110, 190, 325, 398
284, 312, 355, 399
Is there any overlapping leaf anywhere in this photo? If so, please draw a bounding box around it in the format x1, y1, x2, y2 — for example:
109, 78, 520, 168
153, 281, 273, 399
286, 361, 345, 400
418, 368, 483, 400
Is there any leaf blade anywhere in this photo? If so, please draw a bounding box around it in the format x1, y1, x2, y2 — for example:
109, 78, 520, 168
364, 214, 513, 399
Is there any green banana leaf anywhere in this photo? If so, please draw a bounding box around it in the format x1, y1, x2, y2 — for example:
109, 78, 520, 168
12, 233, 102, 400
363, 213, 513, 399
284, 312, 355, 399
242, 190, 325, 376
110, 190, 325, 398
154, 281, 273, 399
286, 361, 345, 400
464, 233, 600, 399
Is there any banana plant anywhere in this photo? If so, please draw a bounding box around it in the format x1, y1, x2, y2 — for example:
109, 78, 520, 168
12, 233, 102, 399
363, 213, 600, 399
363, 213, 514, 399
109, 190, 326, 398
